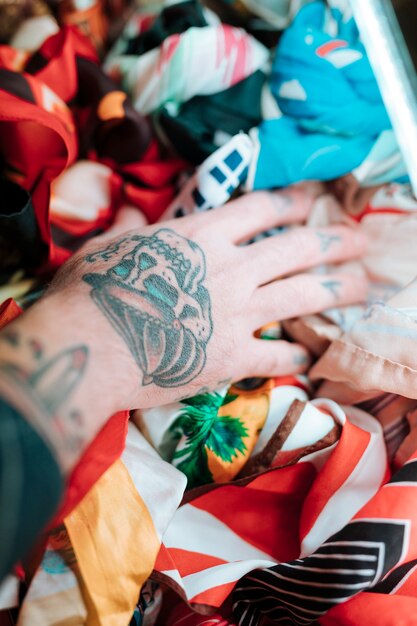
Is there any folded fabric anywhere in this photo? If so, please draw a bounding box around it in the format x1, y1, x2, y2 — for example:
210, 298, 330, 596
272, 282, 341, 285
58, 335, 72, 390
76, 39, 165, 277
312, 279, 417, 403
0, 298, 22, 329
166, 601, 236, 625
161, 134, 253, 220
104, 23, 269, 114
0, 297, 130, 533
154, 400, 386, 611
56, 0, 109, 54
0, 0, 51, 44
204, 0, 306, 48
138, 377, 310, 488
122, 0, 265, 163
0, 575, 19, 613
351, 130, 409, 187
233, 448, 417, 625
10, 15, 59, 52
0, 178, 47, 281
327, 173, 382, 214
311, 277, 417, 470
51, 160, 119, 224
19, 425, 186, 626
0, 26, 180, 270
235, 0, 309, 30
155, 70, 265, 164
0, 31, 78, 269
49, 160, 149, 253
122, 0, 209, 57
17, 530, 88, 626
248, 118, 375, 189
240, 396, 341, 477
247, 0, 407, 190
321, 592, 417, 626
129, 580, 162, 626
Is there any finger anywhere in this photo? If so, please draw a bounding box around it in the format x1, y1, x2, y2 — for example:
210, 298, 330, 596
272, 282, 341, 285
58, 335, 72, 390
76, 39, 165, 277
247, 225, 368, 286
251, 272, 368, 327
245, 340, 311, 378
203, 187, 317, 244
295, 181, 325, 199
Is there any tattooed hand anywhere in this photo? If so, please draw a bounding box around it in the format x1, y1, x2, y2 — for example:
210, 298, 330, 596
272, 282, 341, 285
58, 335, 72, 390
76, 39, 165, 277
0, 187, 368, 471
48, 187, 367, 412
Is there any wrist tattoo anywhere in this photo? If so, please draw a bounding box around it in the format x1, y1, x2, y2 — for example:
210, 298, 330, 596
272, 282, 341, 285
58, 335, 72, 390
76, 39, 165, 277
0, 332, 88, 462
82, 228, 213, 389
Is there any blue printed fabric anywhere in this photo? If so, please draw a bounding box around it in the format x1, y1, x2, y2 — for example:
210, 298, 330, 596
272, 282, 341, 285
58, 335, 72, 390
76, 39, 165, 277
251, 0, 407, 189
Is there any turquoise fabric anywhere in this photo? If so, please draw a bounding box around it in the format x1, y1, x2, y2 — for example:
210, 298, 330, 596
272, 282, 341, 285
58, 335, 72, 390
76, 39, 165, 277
252, 1, 407, 189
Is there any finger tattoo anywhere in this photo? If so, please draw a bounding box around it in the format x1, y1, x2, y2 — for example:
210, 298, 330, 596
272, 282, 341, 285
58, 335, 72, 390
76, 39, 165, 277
321, 279, 342, 300
316, 231, 342, 253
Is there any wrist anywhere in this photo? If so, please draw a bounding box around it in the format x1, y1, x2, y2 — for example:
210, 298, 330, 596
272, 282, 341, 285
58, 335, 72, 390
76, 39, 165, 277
33, 288, 139, 413
0, 289, 136, 472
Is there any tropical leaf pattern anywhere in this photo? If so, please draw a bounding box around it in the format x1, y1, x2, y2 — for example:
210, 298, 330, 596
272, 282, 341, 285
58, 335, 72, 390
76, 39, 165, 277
168, 392, 249, 488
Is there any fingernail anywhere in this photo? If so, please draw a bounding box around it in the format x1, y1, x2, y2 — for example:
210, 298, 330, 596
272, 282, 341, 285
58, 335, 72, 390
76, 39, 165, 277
293, 352, 311, 369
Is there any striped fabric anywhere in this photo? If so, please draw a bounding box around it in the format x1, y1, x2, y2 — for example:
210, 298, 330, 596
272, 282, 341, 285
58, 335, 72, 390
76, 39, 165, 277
154, 403, 387, 614
233, 454, 417, 624
18, 425, 186, 626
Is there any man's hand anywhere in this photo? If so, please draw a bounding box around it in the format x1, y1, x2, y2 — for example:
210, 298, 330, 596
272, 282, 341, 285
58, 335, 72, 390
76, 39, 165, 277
0, 188, 367, 472
53, 188, 367, 406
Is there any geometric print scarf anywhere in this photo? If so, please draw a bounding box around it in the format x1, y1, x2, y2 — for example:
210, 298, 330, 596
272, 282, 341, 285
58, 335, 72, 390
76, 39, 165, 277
233, 453, 417, 625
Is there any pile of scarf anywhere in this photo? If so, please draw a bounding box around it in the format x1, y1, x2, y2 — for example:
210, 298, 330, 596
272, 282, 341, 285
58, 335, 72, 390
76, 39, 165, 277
1, 1, 417, 626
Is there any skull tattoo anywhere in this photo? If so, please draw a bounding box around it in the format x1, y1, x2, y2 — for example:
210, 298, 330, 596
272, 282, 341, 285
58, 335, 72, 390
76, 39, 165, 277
83, 229, 213, 388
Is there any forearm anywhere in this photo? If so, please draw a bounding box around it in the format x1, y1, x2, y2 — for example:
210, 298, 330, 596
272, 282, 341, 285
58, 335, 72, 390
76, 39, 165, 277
0, 290, 132, 474
0, 288, 135, 580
